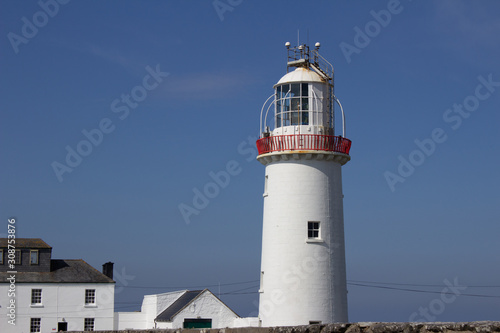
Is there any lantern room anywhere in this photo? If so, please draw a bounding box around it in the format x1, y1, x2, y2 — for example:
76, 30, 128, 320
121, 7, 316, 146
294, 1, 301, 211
257, 42, 351, 156
274, 67, 333, 136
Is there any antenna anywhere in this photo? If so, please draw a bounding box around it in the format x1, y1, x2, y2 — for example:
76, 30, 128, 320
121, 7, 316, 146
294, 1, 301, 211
297, 29, 299, 46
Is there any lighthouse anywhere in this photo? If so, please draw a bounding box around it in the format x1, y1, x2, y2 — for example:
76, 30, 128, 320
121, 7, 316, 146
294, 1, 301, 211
256, 42, 351, 326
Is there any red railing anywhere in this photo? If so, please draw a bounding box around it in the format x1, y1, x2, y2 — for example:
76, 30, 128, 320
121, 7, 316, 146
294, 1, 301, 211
256, 134, 351, 155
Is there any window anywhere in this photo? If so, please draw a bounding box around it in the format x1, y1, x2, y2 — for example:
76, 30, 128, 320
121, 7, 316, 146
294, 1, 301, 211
84, 318, 95, 331
30, 250, 39, 265
30, 318, 41, 333
290, 83, 300, 97
264, 175, 268, 196
308, 221, 320, 239
85, 289, 96, 305
31, 289, 42, 305
14, 250, 21, 265
310, 321, 322, 325
0, 249, 3, 264
275, 83, 310, 128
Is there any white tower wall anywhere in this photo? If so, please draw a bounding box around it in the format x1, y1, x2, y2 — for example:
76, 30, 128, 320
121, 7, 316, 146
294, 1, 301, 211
258, 153, 348, 326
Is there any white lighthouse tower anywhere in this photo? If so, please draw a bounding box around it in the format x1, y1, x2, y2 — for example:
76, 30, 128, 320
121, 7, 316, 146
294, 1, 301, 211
256, 42, 351, 326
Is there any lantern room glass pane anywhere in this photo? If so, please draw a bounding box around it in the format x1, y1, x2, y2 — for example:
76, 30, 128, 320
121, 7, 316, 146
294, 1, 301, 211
280, 84, 289, 98
283, 98, 290, 112
302, 83, 308, 96
302, 97, 309, 110
301, 111, 309, 125
274, 83, 313, 129
282, 112, 290, 126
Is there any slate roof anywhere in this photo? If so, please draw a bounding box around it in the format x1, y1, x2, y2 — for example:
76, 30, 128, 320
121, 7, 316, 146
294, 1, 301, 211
156, 290, 204, 322
0, 259, 114, 283
0, 238, 51, 249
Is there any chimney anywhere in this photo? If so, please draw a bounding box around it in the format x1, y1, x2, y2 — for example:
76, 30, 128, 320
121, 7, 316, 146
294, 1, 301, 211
102, 262, 114, 279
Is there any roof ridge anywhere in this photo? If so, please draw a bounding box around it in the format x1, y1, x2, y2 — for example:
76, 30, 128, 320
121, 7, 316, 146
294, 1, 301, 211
169, 289, 205, 319
0, 238, 52, 249
155, 289, 204, 322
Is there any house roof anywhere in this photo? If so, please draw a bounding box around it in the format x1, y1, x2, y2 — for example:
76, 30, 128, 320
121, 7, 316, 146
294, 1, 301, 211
156, 290, 204, 322
0, 259, 114, 283
0, 238, 51, 249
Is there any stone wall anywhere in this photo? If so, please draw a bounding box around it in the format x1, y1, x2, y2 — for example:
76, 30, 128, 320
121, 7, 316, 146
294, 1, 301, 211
70, 321, 500, 333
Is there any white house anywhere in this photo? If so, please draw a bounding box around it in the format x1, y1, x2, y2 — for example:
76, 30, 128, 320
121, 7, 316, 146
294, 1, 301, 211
0, 238, 115, 332
115, 289, 258, 329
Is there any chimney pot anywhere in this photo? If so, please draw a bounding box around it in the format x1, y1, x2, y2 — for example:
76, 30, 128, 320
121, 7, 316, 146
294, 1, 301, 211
102, 262, 114, 280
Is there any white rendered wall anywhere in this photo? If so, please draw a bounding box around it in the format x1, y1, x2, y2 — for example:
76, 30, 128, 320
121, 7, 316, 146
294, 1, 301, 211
137, 290, 184, 329
232, 317, 260, 327
169, 290, 239, 329
258, 155, 348, 326
0, 283, 114, 333
114, 312, 147, 330
154, 290, 185, 315
119, 290, 239, 329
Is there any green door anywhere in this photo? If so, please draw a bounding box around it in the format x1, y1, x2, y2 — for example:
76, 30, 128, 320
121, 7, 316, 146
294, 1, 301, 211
183, 318, 212, 328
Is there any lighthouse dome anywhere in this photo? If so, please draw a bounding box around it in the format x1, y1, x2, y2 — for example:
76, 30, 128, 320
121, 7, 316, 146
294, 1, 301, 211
275, 67, 324, 86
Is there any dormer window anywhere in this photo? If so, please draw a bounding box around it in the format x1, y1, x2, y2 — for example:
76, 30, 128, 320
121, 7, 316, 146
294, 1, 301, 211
14, 250, 21, 265
30, 250, 39, 265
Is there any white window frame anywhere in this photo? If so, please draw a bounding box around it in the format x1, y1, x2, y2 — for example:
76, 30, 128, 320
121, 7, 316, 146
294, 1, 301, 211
31, 289, 42, 306
84, 318, 95, 331
307, 221, 323, 242
85, 289, 96, 306
30, 318, 41, 333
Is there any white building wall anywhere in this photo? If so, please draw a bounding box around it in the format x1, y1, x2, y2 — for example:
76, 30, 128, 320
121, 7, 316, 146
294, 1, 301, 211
0, 283, 114, 333
154, 290, 185, 316
259, 157, 348, 326
114, 312, 147, 330
232, 317, 261, 328
137, 290, 185, 329
156, 321, 174, 329
116, 290, 242, 329
139, 294, 158, 328
169, 291, 239, 329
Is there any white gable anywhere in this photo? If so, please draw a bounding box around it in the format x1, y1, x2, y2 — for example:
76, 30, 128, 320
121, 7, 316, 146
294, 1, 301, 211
168, 290, 239, 329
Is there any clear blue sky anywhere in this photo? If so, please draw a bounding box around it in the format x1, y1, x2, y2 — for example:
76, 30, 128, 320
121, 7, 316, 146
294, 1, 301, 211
1, 0, 499, 322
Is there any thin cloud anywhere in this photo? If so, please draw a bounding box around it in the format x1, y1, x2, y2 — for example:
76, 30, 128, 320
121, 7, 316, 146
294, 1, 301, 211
433, 0, 500, 50
160, 71, 255, 100
63, 41, 146, 78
